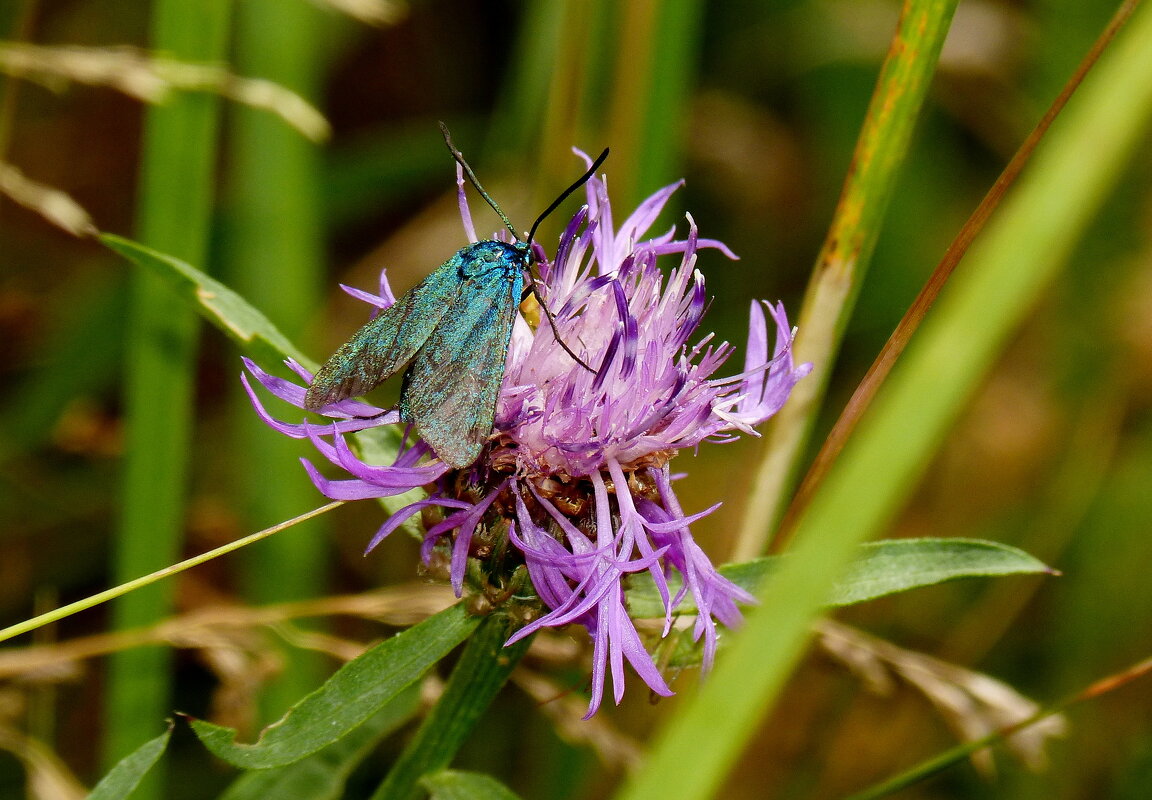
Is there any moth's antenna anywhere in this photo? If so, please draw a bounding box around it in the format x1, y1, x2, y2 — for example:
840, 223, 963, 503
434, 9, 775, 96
523, 148, 608, 374
530, 281, 594, 373
521, 148, 608, 375
441, 123, 603, 375
526, 147, 609, 246
440, 121, 519, 240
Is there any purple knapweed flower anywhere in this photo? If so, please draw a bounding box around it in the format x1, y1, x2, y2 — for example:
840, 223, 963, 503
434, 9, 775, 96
242, 153, 811, 716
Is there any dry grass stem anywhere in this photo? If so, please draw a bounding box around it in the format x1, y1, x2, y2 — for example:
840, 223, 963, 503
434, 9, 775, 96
310, 0, 406, 26
0, 43, 330, 141
0, 161, 95, 236
817, 619, 1066, 772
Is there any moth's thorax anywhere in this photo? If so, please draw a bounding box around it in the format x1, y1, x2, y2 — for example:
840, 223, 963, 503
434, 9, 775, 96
455, 240, 531, 279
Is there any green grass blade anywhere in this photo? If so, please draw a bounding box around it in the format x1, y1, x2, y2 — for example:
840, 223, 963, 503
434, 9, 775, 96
101, 234, 421, 536
0, 502, 341, 644
191, 603, 478, 769
618, 4, 1152, 798
103, 0, 230, 791
218, 684, 421, 800
102, 235, 312, 369
224, 0, 331, 720
821, 538, 1054, 606
87, 725, 172, 800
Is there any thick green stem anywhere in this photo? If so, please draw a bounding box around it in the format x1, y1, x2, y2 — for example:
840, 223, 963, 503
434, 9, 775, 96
104, 0, 230, 790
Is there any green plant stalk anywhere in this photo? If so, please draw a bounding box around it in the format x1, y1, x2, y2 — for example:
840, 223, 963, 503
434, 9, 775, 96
604, 0, 704, 209
369, 613, 533, 800
617, 2, 1152, 798
104, 0, 230, 785
488, 0, 568, 158
733, 0, 960, 560
775, 0, 1139, 545
226, 0, 329, 719
632, 0, 705, 205
535, 0, 598, 206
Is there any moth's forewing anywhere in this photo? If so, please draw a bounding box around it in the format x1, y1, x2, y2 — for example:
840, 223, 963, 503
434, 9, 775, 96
400, 242, 525, 468
304, 256, 463, 410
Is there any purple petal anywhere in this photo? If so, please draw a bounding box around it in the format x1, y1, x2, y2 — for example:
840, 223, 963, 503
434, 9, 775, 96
301, 459, 394, 501
615, 180, 683, 250
340, 282, 391, 311
366, 496, 470, 552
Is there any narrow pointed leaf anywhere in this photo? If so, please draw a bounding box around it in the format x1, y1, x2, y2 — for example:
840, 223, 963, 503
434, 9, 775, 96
87, 725, 172, 800
626, 538, 1052, 618
219, 684, 421, 800
368, 614, 531, 800
191, 603, 478, 769
102, 233, 313, 370
823, 537, 1054, 606
103, 232, 417, 526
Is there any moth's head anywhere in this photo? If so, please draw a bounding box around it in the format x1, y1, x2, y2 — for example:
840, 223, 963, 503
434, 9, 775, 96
523, 239, 547, 266
465, 239, 535, 271
494, 237, 539, 268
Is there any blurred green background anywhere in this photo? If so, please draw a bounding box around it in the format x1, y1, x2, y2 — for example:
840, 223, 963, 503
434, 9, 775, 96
1, 0, 1150, 798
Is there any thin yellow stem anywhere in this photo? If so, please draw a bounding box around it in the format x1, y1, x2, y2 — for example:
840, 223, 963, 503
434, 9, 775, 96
0, 501, 343, 644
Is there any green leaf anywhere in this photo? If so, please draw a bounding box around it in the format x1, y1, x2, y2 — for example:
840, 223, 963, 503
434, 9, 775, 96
218, 684, 422, 800
191, 603, 478, 769
101, 233, 314, 370
823, 537, 1054, 606
368, 614, 532, 800
626, 538, 1052, 619
421, 770, 524, 800
87, 725, 172, 800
